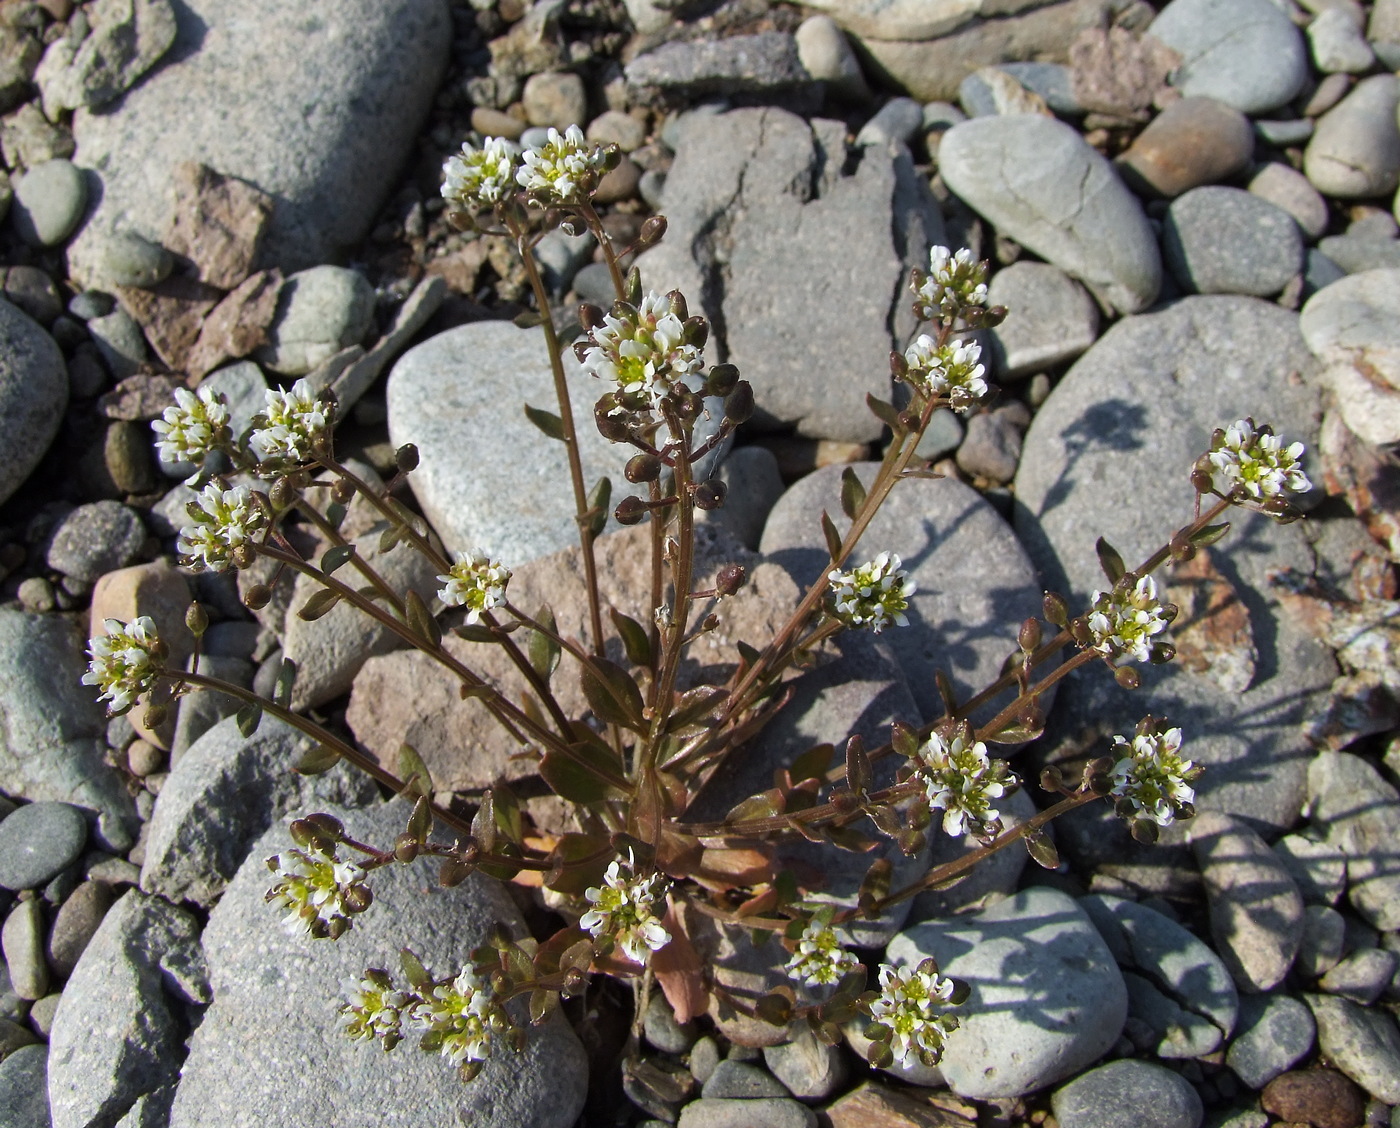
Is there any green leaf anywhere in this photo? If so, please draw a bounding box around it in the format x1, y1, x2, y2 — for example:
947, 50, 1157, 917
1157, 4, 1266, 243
544, 832, 611, 895
397, 743, 433, 801
890, 721, 920, 762
540, 748, 609, 805
492, 780, 523, 845
580, 656, 645, 730
753, 989, 793, 1027
1025, 830, 1060, 870
235, 701, 262, 738
471, 790, 496, 853
400, 948, 433, 990
736, 640, 761, 667
665, 686, 727, 733
866, 393, 902, 431
844, 734, 871, 797
405, 590, 442, 649
609, 607, 652, 669
527, 604, 560, 683
407, 795, 431, 842
454, 622, 499, 643
321, 544, 355, 574
820, 510, 843, 563
378, 522, 404, 554
273, 657, 297, 709
587, 477, 612, 538
788, 743, 833, 784
293, 743, 340, 774
725, 792, 781, 824
1189, 522, 1231, 547
324, 502, 348, 532
524, 404, 565, 440
529, 988, 559, 1025
1096, 536, 1126, 585
296, 589, 342, 622
840, 466, 867, 521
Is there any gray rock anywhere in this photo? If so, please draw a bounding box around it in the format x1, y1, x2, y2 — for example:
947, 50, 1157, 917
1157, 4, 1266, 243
678, 1098, 816, 1128
915, 406, 963, 461
1147, 0, 1308, 114
46, 878, 115, 979
533, 228, 593, 294
168, 802, 588, 1128
643, 989, 697, 1054
1254, 118, 1314, 147
1307, 751, 1400, 931
0, 1044, 49, 1128
998, 62, 1082, 116
956, 407, 1023, 484
1307, 7, 1374, 74
1317, 235, 1400, 275
10, 159, 87, 247
1319, 947, 1399, 1004
1247, 163, 1330, 243
586, 110, 647, 153
1163, 187, 1303, 297
0, 803, 88, 891
762, 1024, 847, 1100
86, 308, 148, 379
797, 0, 1016, 40
0, 961, 28, 1022
986, 262, 1099, 380
1298, 903, 1347, 978
939, 114, 1161, 314
521, 71, 586, 131
888, 887, 1127, 1099
96, 232, 174, 290
1014, 297, 1329, 854
168, 654, 250, 759
3, 266, 64, 326
958, 67, 1054, 118
1306, 992, 1400, 1104
1304, 75, 1400, 200
1052, 1059, 1203, 1128
701, 1060, 789, 1099
34, 0, 176, 115
2, 898, 47, 1000
45, 501, 145, 584
1226, 993, 1315, 1088
1272, 834, 1346, 905
47, 890, 206, 1128
1299, 268, 1400, 387
855, 97, 923, 147
255, 266, 375, 376
65, 0, 449, 287
697, 445, 784, 551
0, 611, 136, 851
1304, 249, 1347, 298
625, 33, 816, 103
794, 15, 867, 102
29, 992, 59, 1036
0, 299, 66, 507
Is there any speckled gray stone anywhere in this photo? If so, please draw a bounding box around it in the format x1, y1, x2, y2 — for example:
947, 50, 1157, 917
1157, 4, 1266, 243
1163, 187, 1304, 297
45, 501, 146, 584
0, 802, 88, 891
1307, 751, 1400, 931
1306, 992, 1400, 1103
1052, 1059, 1203, 1128
1304, 75, 1400, 200
1226, 993, 1315, 1088
10, 158, 87, 247
0, 297, 66, 506
0, 1044, 49, 1128
254, 266, 375, 376
986, 261, 1099, 380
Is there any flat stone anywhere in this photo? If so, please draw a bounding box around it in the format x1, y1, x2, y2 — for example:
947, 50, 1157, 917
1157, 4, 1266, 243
762, 1024, 848, 1100
1308, 7, 1374, 73
1303, 75, 1400, 200
168, 802, 588, 1128
1118, 96, 1253, 198
45, 500, 146, 584
1248, 163, 1330, 243
1226, 993, 1316, 1089
1298, 903, 1346, 978
1315, 234, 1400, 275
1299, 268, 1400, 392
0, 1044, 49, 1128
986, 261, 1099, 380
1272, 833, 1345, 905
797, 0, 1048, 41
1052, 1059, 1203, 1128
1306, 751, 1400, 931
0, 803, 88, 891
1318, 947, 1399, 1005
34, 0, 176, 115
254, 266, 376, 376
701, 1059, 789, 1099
164, 162, 274, 290
1261, 1069, 1366, 1128
824, 1081, 978, 1128
46, 878, 115, 978
1163, 187, 1304, 297
65, 0, 450, 287
625, 33, 817, 104
2, 898, 48, 1000
11, 158, 87, 247
1305, 992, 1400, 1104
0, 298, 66, 507
1316, 359, 1400, 445
939, 114, 1161, 314
677, 1098, 817, 1128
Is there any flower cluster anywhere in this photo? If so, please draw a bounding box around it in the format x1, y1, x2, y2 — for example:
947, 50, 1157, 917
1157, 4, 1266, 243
437, 550, 511, 624
913, 246, 987, 322
828, 552, 915, 634
916, 730, 1014, 838
340, 970, 411, 1049
442, 136, 519, 212
151, 385, 231, 467
1087, 575, 1170, 664
902, 334, 989, 413
580, 853, 671, 963
579, 290, 704, 411
83, 616, 163, 715
266, 845, 371, 940
868, 962, 961, 1068
1207, 419, 1311, 501
177, 482, 265, 572
406, 966, 510, 1071
1110, 727, 1199, 828
249, 379, 327, 465
517, 125, 611, 205
784, 917, 861, 988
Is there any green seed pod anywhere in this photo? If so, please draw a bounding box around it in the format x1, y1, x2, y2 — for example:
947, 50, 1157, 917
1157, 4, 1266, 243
395, 443, 420, 473
243, 583, 272, 611
625, 453, 662, 483
185, 602, 209, 637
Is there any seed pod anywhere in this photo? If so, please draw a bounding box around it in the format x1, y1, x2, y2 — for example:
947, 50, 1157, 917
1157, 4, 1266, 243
270, 477, 298, 509
244, 583, 272, 611
615, 496, 649, 525
683, 316, 708, 349
343, 884, 373, 914
716, 563, 746, 597
725, 381, 754, 424
693, 480, 727, 510
890, 350, 909, 378
1039, 765, 1064, 792
700, 613, 720, 632
707, 364, 740, 396
185, 602, 209, 637
674, 386, 703, 420
667, 290, 688, 322
638, 214, 667, 247
1043, 591, 1069, 627
1018, 617, 1041, 653
395, 443, 421, 473
393, 832, 420, 864
1115, 666, 1140, 689
594, 401, 631, 442
980, 305, 1008, 328
142, 702, 168, 730
559, 216, 585, 237
625, 453, 662, 483
578, 302, 605, 330
439, 857, 473, 887
331, 476, 354, 504
231, 544, 256, 570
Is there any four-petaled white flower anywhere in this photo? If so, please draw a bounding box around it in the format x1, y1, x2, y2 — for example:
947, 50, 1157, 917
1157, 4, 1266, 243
580, 852, 671, 963
784, 917, 860, 987
913, 246, 987, 322
917, 730, 1013, 838
902, 335, 989, 412
340, 971, 410, 1047
442, 136, 519, 211
406, 966, 507, 1067
151, 385, 232, 466
249, 379, 327, 464
828, 552, 916, 634
869, 962, 961, 1067
1087, 575, 1169, 664
83, 616, 162, 715
265, 845, 368, 939
580, 290, 703, 410
516, 125, 610, 204
437, 550, 511, 624
177, 482, 265, 573
1110, 727, 1199, 828
1208, 418, 1311, 501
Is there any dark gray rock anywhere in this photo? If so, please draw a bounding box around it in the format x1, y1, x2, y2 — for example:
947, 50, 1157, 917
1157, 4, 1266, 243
625, 33, 816, 103
701, 1060, 789, 1099
956, 407, 1023, 485
2, 898, 48, 1000
986, 261, 1099, 380
1052, 1059, 1203, 1128
45, 501, 146, 584
0, 298, 66, 507
46, 878, 115, 979
85, 309, 147, 379
1226, 993, 1315, 1089
643, 989, 697, 1054
168, 653, 251, 760
1163, 187, 1304, 297
698, 446, 784, 552
0, 1044, 49, 1128
0, 803, 88, 892
855, 97, 923, 146
762, 1024, 848, 1100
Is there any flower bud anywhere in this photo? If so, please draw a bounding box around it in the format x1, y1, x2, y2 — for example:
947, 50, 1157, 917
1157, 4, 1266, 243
625, 266, 643, 306
578, 302, 605, 330
270, 476, 299, 509
244, 583, 272, 611
231, 544, 256, 570
342, 883, 373, 914
890, 349, 908, 378
1039, 765, 1064, 792
693, 480, 727, 510
1115, 666, 1140, 689
615, 496, 649, 525
667, 289, 688, 322
395, 443, 421, 473
638, 214, 667, 247
683, 315, 708, 349
559, 216, 585, 237
185, 602, 209, 637
625, 453, 662, 483
1018, 617, 1041, 652
725, 381, 754, 424
716, 563, 746, 597
595, 401, 631, 442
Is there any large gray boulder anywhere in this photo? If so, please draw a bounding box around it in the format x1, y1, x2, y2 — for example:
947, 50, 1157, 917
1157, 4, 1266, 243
0, 298, 66, 506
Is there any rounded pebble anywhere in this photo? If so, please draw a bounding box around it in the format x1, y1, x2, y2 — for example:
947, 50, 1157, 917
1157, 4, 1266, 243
11, 159, 87, 247
0, 803, 88, 892
1052, 1059, 1203, 1128
44, 500, 147, 584
522, 72, 587, 131
96, 231, 173, 289
1163, 186, 1304, 296
1305, 75, 1400, 199
1119, 96, 1253, 198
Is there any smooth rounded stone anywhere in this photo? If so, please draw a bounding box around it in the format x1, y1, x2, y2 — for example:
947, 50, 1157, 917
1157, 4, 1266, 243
0, 298, 66, 507
522, 71, 586, 130
0, 611, 135, 852
46, 878, 114, 979
534, 228, 592, 293
69, 291, 115, 322
1262, 1069, 1366, 1128
28, 991, 60, 1038
586, 109, 646, 152
701, 1059, 789, 1099
1080, 894, 1238, 1059
760, 464, 1042, 725
1304, 248, 1347, 297
10, 158, 87, 247
624, 33, 817, 103
2, 898, 47, 1000
1300, 269, 1400, 385
855, 97, 924, 147
0, 802, 88, 891
45, 501, 146, 584
17, 577, 56, 614
0, 1044, 49, 1128
168, 653, 249, 760
0, 1015, 36, 1058
986, 261, 1098, 380
644, 989, 697, 1054
4, 266, 63, 326
1319, 947, 1399, 1005
472, 106, 525, 141
697, 445, 784, 551
690, 1036, 721, 1084
915, 406, 963, 460
1147, 0, 1307, 114
1247, 164, 1329, 242
956, 407, 1022, 484
1226, 993, 1316, 1088
638, 169, 666, 211
142, 713, 374, 907
1118, 97, 1253, 198
1255, 118, 1315, 147
1307, 7, 1374, 73
1318, 358, 1400, 444
1273, 834, 1346, 906
254, 266, 374, 376
677, 1098, 817, 1128
66, 0, 450, 286
793, 14, 867, 102
1304, 72, 1354, 119
86, 308, 148, 379
796, 0, 1021, 40
103, 419, 156, 494
1299, 904, 1347, 978
910, 786, 1035, 920
1304, 75, 1400, 200
1052, 1059, 1203, 1128
593, 157, 642, 207
168, 803, 587, 1128
1306, 992, 1400, 1104
0, 962, 28, 1023
1163, 187, 1304, 297
1307, 752, 1400, 931
939, 115, 1161, 314
1013, 297, 1330, 844
96, 231, 173, 289
1316, 234, 1400, 274
762, 1024, 848, 1100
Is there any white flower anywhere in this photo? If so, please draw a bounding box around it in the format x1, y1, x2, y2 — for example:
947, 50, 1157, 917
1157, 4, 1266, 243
580, 852, 671, 963
1110, 727, 1198, 828
1087, 575, 1170, 664
902, 334, 988, 412
265, 845, 368, 939
151, 385, 231, 465
442, 136, 518, 210
82, 616, 162, 715
516, 125, 610, 204
580, 290, 703, 410
437, 550, 511, 624
177, 482, 265, 572
917, 730, 1013, 838
340, 971, 410, 1046
784, 918, 860, 987
869, 962, 961, 1068
913, 246, 987, 322
249, 379, 327, 464
1208, 418, 1311, 501
828, 552, 916, 634
406, 966, 507, 1067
